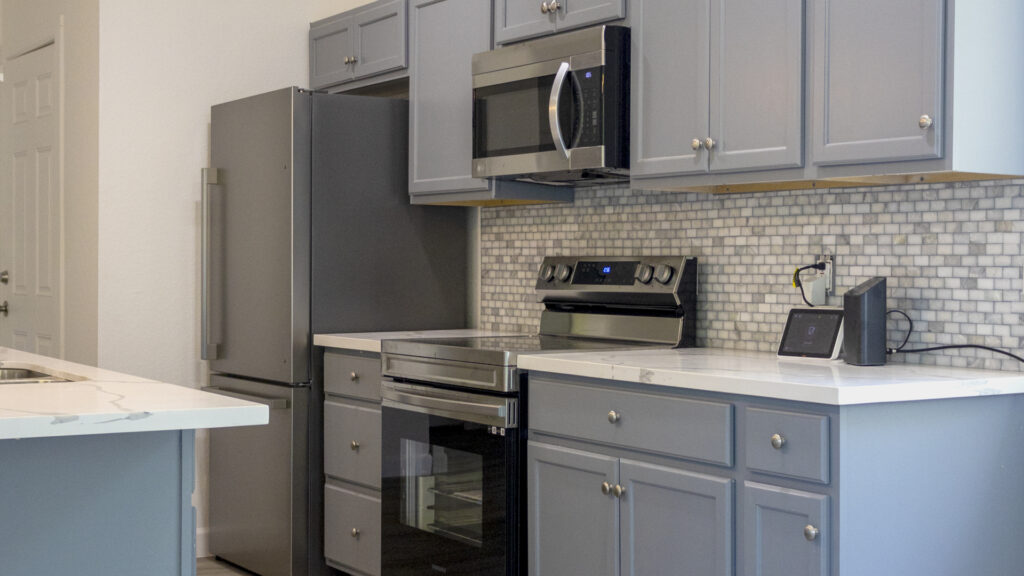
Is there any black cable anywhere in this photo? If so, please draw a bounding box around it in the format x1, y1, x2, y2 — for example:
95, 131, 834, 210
886, 309, 913, 352
798, 282, 813, 307
792, 262, 826, 307
883, 307, 1024, 364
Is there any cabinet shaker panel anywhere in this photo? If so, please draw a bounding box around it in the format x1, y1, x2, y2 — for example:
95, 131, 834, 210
743, 482, 829, 576
812, 0, 944, 165
352, 0, 408, 79
310, 15, 355, 89
494, 0, 556, 44
557, 0, 626, 33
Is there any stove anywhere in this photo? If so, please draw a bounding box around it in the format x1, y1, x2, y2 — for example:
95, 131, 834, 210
378, 256, 698, 576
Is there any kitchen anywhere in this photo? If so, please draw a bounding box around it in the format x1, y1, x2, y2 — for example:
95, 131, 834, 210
2, 0, 1024, 575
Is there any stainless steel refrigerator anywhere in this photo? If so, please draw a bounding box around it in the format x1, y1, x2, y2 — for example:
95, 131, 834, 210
201, 87, 468, 576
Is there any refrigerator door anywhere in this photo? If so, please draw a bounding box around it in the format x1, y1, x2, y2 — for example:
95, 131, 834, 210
207, 87, 311, 385
206, 375, 309, 576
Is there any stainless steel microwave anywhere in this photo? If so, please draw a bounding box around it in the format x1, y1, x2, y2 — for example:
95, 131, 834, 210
471, 25, 629, 186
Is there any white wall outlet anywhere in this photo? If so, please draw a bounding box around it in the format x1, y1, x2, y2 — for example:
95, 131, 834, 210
806, 253, 834, 306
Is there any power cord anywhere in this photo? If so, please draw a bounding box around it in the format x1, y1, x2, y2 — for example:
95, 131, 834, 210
792, 262, 827, 307
885, 308, 1024, 364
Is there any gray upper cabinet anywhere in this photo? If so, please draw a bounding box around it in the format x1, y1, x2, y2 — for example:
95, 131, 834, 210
631, 0, 803, 180
495, 0, 626, 45
743, 482, 829, 576
812, 0, 944, 165
310, 0, 408, 90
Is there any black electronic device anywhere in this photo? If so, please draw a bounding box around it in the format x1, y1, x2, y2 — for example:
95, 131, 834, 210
777, 307, 845, 359
843, 277, 887, 366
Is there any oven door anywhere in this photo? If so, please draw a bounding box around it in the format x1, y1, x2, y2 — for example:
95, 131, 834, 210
381, 380, 521, 576
472, 61, 605, 178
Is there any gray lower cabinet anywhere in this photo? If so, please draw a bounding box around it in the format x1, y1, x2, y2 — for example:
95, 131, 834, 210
744, 482, 829, 576
631, 0, 803, 180
323, 349, 383, 576
494, 0, 626, 45
811, 0, 944, 165
310, 0, 408, 90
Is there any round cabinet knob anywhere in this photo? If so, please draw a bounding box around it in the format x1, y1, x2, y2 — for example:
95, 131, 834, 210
548, 0, 561, 11
343, 57, 350, 64
612, 484, 626, 498
804, 524, 819, 541
555, 263, 573, 282
601, 481, 612, 495
770, 433, 786, 450
654, 264, 674, 285
919, 114, 934, 129
351, 528, 361, 538
703, 137, 716, 150
539, 264, 556, 282
691, 138, 702, 151
635, 264, 654, 284
350, 57, 358, 64
350, 371, 359, 381
540, 1, 550, 13
607, 410, 621, 423
350, 440, 360, 451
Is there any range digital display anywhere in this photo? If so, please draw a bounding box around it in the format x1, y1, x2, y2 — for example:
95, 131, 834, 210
572, 261, 639, 285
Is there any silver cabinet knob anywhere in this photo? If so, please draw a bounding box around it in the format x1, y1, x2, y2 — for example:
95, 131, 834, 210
344, 57, 351, 64
703, 137, 716, 150
919, 114, 933, 129
351, 527, 361, 538
607, 410, 621, 423
350, 440, 360, 450
612, 484, 626, 498
549, 1, 561, 11
770, 433, 786, 450
0, 270, 8, 284
804, 524, 819, 541
601, 481, 612, 495
0, 301, 8, 317
691, 138, 702, 151
350, 371, 359, 381
541, 1, 549, 13
350, 56, 358, 64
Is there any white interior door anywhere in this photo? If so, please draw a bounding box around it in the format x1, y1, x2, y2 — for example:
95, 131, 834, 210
1, 43, 63, 357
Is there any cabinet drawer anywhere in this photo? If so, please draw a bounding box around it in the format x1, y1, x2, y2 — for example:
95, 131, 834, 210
325, 351, 381, 401
745, 407, 829, 484
529, 378, 734, 466
325, 484, 381, 576
325, 400, 381, 488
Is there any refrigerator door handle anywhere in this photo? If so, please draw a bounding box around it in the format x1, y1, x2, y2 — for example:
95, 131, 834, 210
201, 168, 220, 360
203, 386, 290, 410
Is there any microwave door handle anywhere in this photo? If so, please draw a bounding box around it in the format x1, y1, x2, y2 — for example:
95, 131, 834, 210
548, 61, 571, 159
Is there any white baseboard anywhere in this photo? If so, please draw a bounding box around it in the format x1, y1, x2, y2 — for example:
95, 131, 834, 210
195, 526, 210, 559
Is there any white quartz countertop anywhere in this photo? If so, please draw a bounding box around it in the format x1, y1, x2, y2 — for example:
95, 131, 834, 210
0, 348, 268, 440
518, 347, 1024, 405
314, 329, 517, 353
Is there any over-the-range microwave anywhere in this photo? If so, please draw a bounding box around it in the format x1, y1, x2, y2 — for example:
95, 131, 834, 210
471, 25, 629, 186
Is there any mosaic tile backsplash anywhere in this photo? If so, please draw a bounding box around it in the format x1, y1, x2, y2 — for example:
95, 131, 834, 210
479, 179, 1024, 371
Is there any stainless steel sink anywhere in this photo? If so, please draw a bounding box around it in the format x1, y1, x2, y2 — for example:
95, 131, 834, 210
0, 367, 69, 384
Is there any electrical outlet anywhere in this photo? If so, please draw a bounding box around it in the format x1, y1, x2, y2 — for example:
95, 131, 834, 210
806, 252, 834, 306
817, 251, 834, 296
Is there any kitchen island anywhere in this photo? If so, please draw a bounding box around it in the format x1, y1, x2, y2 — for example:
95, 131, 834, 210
0, 348, 267, 576
517, 348, 1024, 576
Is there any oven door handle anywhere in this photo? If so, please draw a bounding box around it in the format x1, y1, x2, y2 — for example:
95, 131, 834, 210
382, 383, 517, 428
548, 61, 571, 159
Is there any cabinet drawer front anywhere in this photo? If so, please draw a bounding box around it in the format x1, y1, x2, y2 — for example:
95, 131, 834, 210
325, 484, 381, 576
743, 482, 829, 576
745, 407, 829, 483
530, 378, 734, 466
325, 351, 381, 401
325, 401, 382, 488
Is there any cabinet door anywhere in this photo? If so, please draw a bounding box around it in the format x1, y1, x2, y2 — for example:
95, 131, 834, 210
743, 482, 829, 576
631, 0, 710, 178
494, 0, 557, 45
557, 0, 626, 33
528, 441, 618, 576
310, 15, 355, 89
812, 0, 944, 165
620, 460, 733, 576
709, 0, 803, 172
352, 0, 408, 80
409, 0, 493, 195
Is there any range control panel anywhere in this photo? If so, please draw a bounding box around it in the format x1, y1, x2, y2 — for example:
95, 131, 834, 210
535, 256, 698, 305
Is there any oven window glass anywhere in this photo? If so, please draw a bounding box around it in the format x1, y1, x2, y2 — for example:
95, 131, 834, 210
473, 74, 577, 159
400, 439, 484, 547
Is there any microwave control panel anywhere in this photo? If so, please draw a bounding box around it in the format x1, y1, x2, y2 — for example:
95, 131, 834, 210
574, 67, 604, 148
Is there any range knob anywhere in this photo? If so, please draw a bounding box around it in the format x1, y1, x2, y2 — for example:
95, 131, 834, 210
635, 264, 654, 284
654, 264, 674, 285
539, 264, 556, 282
555, 263, 573, 282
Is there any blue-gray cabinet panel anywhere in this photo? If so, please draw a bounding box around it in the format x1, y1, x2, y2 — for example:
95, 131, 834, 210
557, 0, 626, 32
324, 400, 382, 489
528, 441, 618, 576
743, 482, 828, 576
620, 460, 733, 576
311, 15, 355, 89
325, 483, 381, 576
494, 0, 556, 44
409, 0, 493, 196
745, 407, 829, 484
631, 0, 710, 177
709, 0, 803, 172
352, 0, 408, 79
812, 0, 944, 165
324, 350, 382, 402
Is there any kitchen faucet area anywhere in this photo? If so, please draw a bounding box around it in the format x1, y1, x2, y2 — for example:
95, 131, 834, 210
2, 1, 1024, 575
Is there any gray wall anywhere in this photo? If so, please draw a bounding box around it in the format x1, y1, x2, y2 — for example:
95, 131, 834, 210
479, 179, 1024, 371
